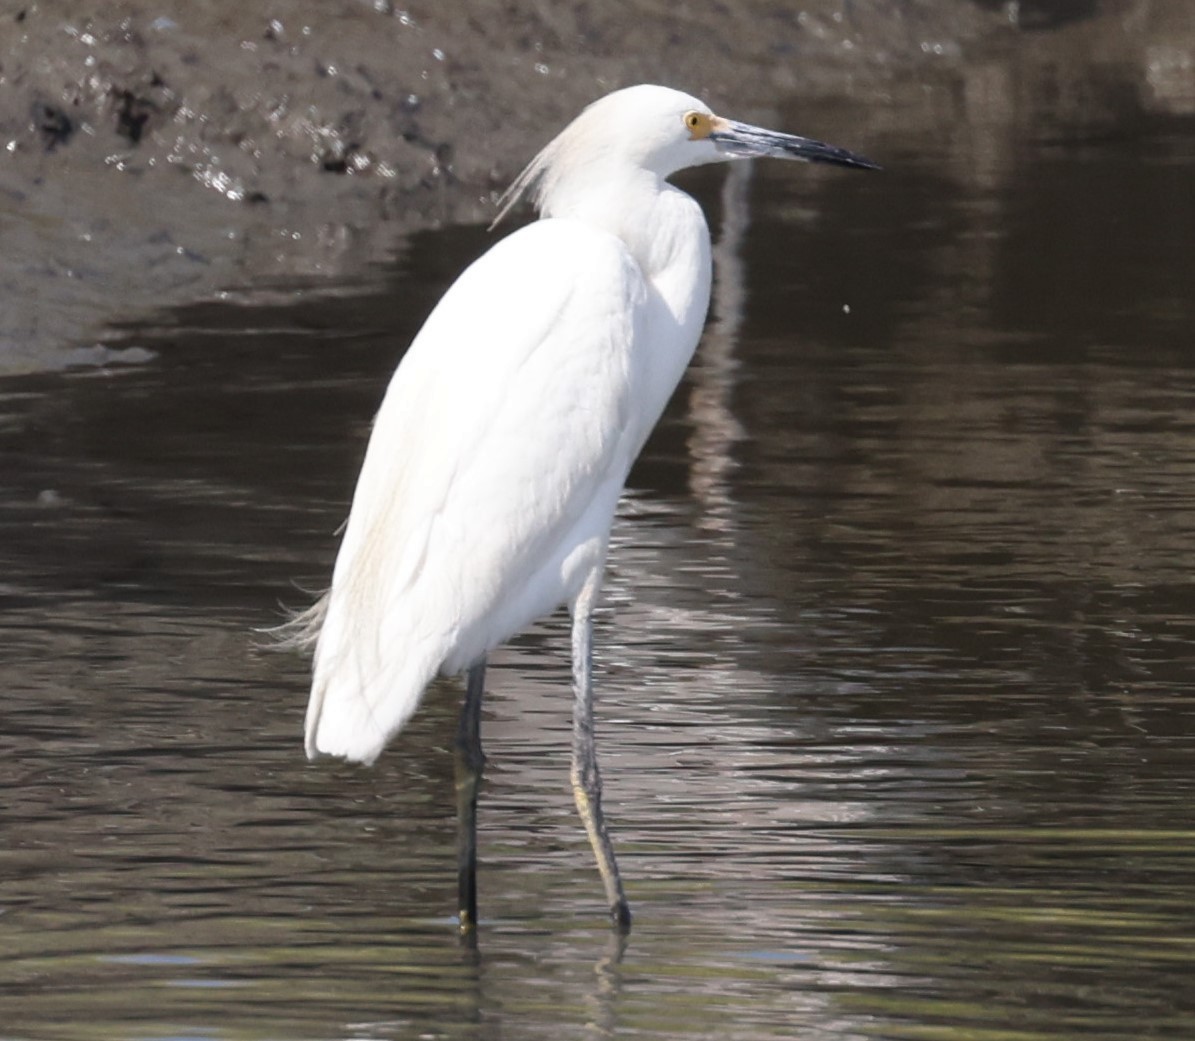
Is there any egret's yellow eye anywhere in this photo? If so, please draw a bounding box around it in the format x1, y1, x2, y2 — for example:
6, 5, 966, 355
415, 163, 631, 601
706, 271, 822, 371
684, 111, 713, 140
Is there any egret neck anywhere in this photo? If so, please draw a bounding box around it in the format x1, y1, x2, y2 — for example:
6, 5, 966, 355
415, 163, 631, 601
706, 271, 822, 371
541, 169, 714, 452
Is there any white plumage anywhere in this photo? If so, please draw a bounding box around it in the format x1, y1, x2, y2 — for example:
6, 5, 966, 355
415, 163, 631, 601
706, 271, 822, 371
302, 87, 715, 762
305, 221, 675, 761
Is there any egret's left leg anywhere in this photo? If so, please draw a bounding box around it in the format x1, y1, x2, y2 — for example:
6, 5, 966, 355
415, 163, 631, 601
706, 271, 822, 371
455, 660, 487, 934
570, 600, 632, 931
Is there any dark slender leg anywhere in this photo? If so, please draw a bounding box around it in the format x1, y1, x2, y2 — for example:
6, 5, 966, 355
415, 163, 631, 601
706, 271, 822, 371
455, 660, 487, 935
570, 607, 632, 931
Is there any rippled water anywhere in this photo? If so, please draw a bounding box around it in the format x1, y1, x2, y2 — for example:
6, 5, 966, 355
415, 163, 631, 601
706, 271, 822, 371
3, 77, 1195, 1040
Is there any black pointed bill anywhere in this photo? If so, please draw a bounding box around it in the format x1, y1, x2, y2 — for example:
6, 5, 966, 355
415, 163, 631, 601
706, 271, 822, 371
710, 118, 880, 171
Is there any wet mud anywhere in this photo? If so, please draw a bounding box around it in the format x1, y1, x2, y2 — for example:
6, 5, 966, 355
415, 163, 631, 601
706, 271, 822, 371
1, 0, 1193, 369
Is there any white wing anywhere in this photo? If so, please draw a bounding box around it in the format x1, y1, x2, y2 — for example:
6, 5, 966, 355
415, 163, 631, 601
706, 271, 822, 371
305, 218, 651, 763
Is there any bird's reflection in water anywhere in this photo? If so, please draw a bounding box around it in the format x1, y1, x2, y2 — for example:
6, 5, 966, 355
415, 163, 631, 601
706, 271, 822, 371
452, 925, 629, 1040
586, 929, 630, 1039
688, 151, 752, 538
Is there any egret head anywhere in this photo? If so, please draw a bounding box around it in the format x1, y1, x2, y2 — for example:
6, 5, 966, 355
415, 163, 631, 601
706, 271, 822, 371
494, 84, 878, 225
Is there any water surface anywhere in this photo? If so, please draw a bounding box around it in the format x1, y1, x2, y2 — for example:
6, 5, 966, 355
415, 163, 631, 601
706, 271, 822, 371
2, 71, 1194, 1040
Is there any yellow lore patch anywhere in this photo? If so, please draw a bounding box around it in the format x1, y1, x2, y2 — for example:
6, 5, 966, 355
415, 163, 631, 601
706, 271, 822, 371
684, 110, 714, 140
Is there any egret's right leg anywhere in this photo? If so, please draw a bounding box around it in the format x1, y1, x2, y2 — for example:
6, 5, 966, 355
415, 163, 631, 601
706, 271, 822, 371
455, 660, 486, 934
570, 602, 632, 932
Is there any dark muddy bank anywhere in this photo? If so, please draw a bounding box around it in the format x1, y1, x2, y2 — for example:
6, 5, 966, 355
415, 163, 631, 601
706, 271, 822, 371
1, 1, 1191, 368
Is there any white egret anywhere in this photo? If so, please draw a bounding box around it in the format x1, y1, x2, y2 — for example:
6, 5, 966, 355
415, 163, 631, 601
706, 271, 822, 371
285, 84, 878, 933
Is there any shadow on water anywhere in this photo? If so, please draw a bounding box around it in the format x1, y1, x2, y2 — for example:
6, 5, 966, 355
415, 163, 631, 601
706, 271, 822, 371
3, 68, 1195, 1041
